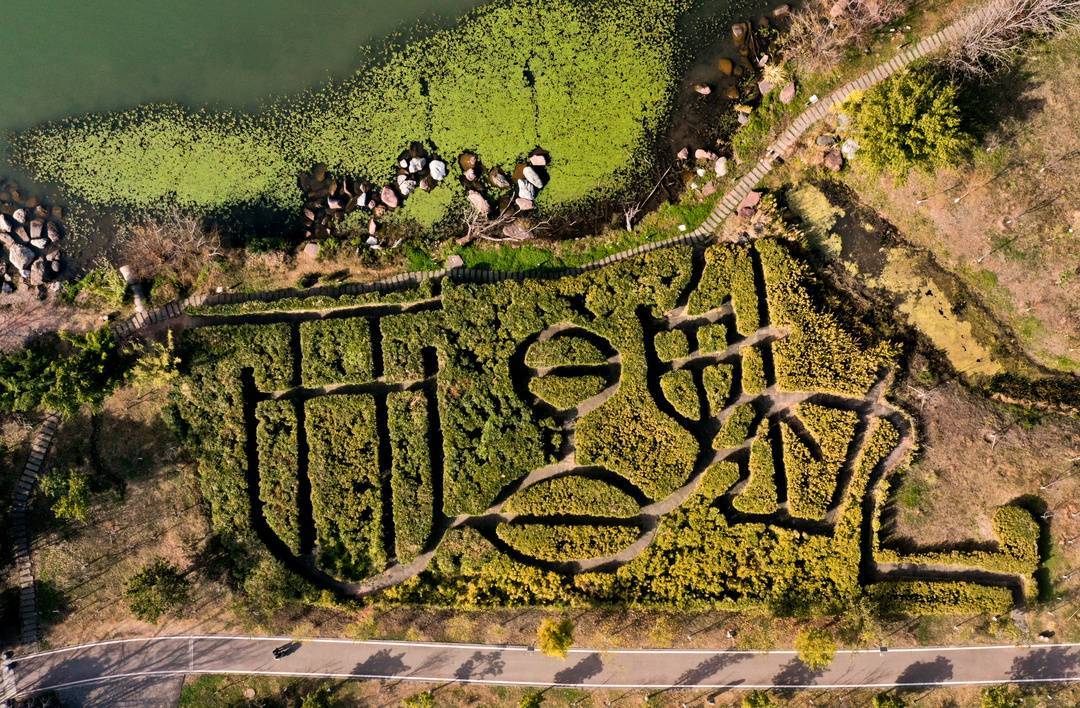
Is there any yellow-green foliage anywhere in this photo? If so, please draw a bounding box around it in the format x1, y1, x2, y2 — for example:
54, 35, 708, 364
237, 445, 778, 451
696, 462, 740, 501
757, 239, 895, 395
696, 322, 728, 353
687, 244, 735, 315
528, 374, 608, 409
714, 403, 755, 449
660, 369, 700, 419
786, 184, 844, 257
497, 522, 640, 562
388, 391, 435, 563
504, 475, 640, 518
701, 363, 733, 414
525, 335, 608, 368
654, 329, 690, 361
741, 346, 768, 395
867, 581, 1013, 617
733, 419, 777, 514
300, 318, 373, 387
17, 0, 688, 223
255, 400, 301, 554
731, 247, 761, 335
784, 403, 859, 520
305, 395, 386, 581
188, 282, 435, 316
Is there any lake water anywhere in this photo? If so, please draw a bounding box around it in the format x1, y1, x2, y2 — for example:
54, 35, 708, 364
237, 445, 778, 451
0, 0, 485, 165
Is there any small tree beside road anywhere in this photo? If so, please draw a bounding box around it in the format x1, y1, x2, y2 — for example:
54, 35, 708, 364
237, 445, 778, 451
537, 617, 575, 659
125, 558, 190, 623
794, 627, 837, 670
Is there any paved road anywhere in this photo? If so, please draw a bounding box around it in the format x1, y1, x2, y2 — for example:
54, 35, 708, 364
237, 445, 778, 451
5, 636, 1080, 701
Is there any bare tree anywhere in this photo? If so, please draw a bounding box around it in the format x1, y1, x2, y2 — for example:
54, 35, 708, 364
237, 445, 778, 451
782, 0, 910, 73
120, 210, 223, 292
622, 165, 673, 232
459, 204, 564, 244
947, 0, 1080, 76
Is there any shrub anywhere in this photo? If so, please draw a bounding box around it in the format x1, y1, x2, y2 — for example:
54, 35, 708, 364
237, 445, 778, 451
387, 391, 435, 562
660, 369, 700, 419
255, 400, 302, 554
696, 322, 729, 353
687, 245, 735, 315
504, 475, 640, 518
305, 395, 386, 580
497, 522, 640, 561
867, 581, 1014, 617
537, 617, 575, 658
125, 558, 190, 623
741, 346, 768, 395
300, 318, 373, 386
127, 331, 180, 393
731, 247, 761, 335
848, 68, 974, 175
38, 467, 91, 523
654, 329, 689, 361
696, 461, 741, 500
714, 403, 755, 449
795, 627, 836, 670
733, 419, 778, 514
62, 261, 127, 311
783, 403, 859, 519
528, 374, 608, 410
525, 335, 608, 368
702, 363, 734, 414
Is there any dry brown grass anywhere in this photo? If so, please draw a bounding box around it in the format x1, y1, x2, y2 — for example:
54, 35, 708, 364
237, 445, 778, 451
782, 0, 911, 73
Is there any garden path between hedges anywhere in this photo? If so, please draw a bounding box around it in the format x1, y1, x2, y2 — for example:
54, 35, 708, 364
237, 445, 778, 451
8, 0, 1009, 649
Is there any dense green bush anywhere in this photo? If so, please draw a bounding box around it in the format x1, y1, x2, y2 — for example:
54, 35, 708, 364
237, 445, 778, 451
528, 374, 609, 410
388, 391, 436, 563
525, 335, 608, 368
714, 403, 755, 449
188, 282, 435, 316
702, 363, 734, 414
496, 522, 640, 562
687, 244, 735, 315
16, 0, 688, 226
300, 318, 373, 387
654, 329, 690, 361
697, 322, 729, 354
731, 247, 761, 335
305, 395, 386, 580
848, 68, 974, 175
255, 400, 302, 553
783, 404, 859, 520
741, 346, 768, 395
695, 461, 740, 501
125, 558, 190, 623
867, 581, 1013, 617
504, 475, 640, 518
733, 419, 778, 514
660, 369, 700, 419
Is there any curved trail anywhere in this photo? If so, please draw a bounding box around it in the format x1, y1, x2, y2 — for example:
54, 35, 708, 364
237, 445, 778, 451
6, 636, 1080, 703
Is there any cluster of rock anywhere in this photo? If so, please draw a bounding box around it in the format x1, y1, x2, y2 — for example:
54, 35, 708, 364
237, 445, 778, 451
0, 181, 66, 294
813, 132, 859, 172
297, 143, 551, 251
676, 147, 729, 199
298, 143, 451, 245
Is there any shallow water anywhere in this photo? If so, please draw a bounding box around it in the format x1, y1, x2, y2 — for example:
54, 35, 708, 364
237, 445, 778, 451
0, 0, 485, 161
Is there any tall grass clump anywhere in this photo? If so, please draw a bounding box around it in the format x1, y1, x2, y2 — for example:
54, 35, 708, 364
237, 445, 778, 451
14, 0, 688, 228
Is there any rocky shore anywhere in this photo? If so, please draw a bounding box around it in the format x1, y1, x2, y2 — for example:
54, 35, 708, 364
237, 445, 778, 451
0, 181, 67, 295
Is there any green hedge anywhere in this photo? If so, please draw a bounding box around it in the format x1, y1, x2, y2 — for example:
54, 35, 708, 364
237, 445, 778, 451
695, 461, 740, 501
654, 330, 689, 361
529, 374, 609, 410
660, 369, 700, 419
714, 403, 755, 450
504, 475, 640, 518
381, 310, 444, 381
305, 395, 386, 581
525, 335, 608, 368
187, 282, 435, 316
756, 239, 896, 395
702, 363, 734, 415
687, 246, 734, 315
731, 248, 760, 335
697, 322, 728, 354
784, 403, 859, 520
732, 419, 777, 514
300, 318, 373, 387
387, 391, 435, 563
255, 400, 302, 553
16, 0, 687, 225
867, 581, 1013, 617
496, 522, 640, 562
741, 346, 768, 395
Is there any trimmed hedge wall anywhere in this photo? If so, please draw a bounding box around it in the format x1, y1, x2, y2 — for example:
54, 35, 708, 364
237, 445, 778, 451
714, 403, 755, 450
529, 374, 609, 410
387, 390, 435, 563
654, 330, 690, 361
741, 346, 768, 395
300, 318, 373, 387
496, 522, 641, 562
697, 322, 728, 354
687, 244, 734, 315
525, 335, 608, 368
255, 400, 302, 554
702, 363, 733, 415
305, 395, 387, 581
660, 369, 700, 419
732, 419, 777, 514
784, 403, 859, 520
731, 247, 761, 336
867, 581, 1014, 617
504, 475, 640, 518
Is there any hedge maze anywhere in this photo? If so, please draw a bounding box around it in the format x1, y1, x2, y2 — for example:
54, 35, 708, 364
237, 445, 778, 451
175, 238, 1042, 614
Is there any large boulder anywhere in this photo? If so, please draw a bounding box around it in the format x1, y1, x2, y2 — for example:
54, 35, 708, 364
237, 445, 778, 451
824, 149, 843, 172
779, 81, 796, 104
407, 156, 427, 174
816, 134, 837, 147
380, 186, 399, 209
715, 157, 729, 177
0, 215, 9, 234
487, 167, 511, 189
12, 208, 25, 225
429, 159, 448, 181
8, 244, 34, 271
522, 166, 545, 189
693, 83, 712, 96
516, 179, 538, 201
515, 198, 535, 211
737, 190, 762, 219
467, 190, 490, 214
841, 138, 860, 160
718, 57, 734, 75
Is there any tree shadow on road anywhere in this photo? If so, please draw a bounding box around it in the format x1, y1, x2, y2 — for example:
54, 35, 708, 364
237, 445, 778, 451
1010, 647, 1080, 681
771, 658, 824, 697
353, 649, 410, 678
895, 656, 953, 688
453, 650, 505, 680
553, 652, 604, 685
